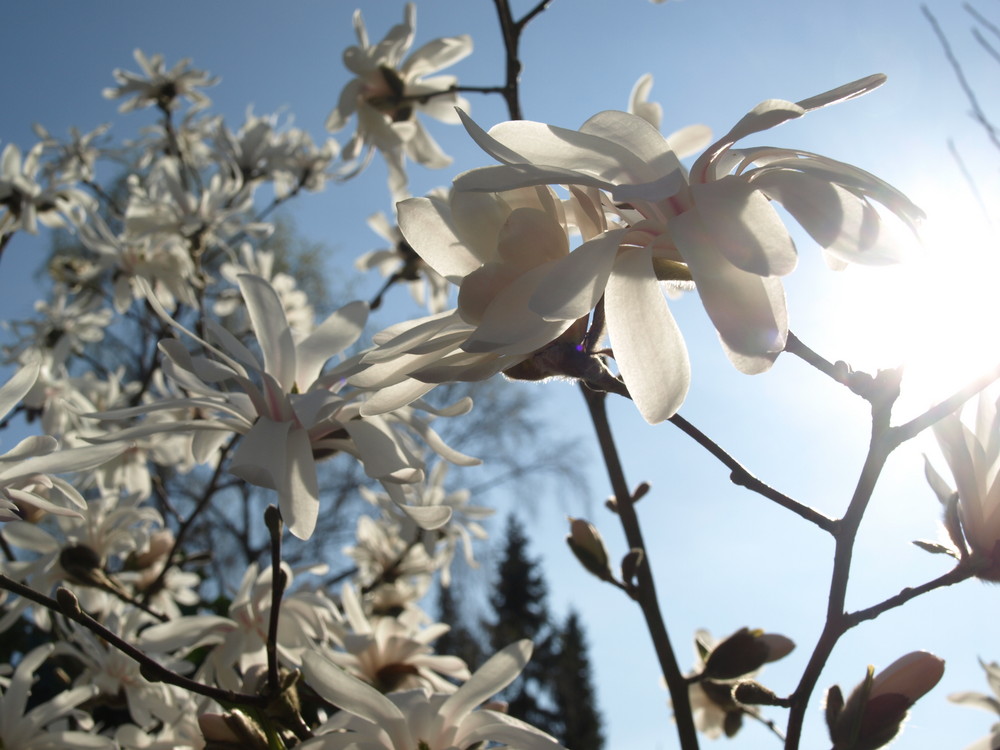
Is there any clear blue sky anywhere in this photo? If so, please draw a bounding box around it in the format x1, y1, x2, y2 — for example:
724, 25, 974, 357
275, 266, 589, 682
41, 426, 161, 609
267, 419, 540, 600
3, 1, 1000, 748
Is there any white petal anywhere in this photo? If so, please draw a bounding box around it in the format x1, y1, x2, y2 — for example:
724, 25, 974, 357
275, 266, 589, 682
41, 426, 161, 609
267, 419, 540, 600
281, 426, 320, 540
399, 504, 452, 530
403, 34, 473, 79
796, 73, 887, 112
530, 229, 626, 321
303, 650, 409, 734
398, 196, 482, 281
297, 300, 369, 387
689, 176, 797, 276
238, 274, 296, 391
670, 208, 788, 364
605, 246, 690, 423
441, 640, 533, 724
0, 361, 40, 421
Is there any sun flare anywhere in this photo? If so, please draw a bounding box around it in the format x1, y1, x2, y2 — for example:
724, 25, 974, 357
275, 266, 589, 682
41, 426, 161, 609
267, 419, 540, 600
811, 181, 1000, 418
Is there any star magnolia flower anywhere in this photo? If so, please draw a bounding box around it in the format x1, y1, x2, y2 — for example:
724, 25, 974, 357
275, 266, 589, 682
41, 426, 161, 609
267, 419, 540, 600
103, 49, 219, 113
0, 141, 91, 236
949, 658, 1000, 750
0, 362, 125, 523
92, 274, 477, 539
301, 639, 566, 750
139, 562, 340, 691
358, 208, 451, 314
325, 583, 471, 693
927, 390, 1000, 580
0, 643, 115, 749
451, 74, 922, 422
326, 2, 473, 200
348, 185, 613, 416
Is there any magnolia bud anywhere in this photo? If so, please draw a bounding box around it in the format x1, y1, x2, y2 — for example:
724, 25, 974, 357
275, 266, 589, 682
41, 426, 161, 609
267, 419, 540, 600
829, 651, 945, 750
703, 628, 795, 680
566, 517, 612, 581
198, 709, 269, 750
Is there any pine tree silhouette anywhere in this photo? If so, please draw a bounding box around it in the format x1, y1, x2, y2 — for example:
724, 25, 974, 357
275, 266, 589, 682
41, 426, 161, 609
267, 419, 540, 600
486, 514, 561, 736
554, 609, 606, 750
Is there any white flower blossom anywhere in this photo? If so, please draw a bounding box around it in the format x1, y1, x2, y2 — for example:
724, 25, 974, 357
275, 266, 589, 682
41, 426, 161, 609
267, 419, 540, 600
326, 3, 473, 200
302, 639, 566, 750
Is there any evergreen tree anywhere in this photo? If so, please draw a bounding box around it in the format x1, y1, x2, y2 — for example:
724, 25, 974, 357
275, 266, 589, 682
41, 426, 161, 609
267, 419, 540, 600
435, 578, 486, 676
554, 609, 606, 750
486, 514, 561, 736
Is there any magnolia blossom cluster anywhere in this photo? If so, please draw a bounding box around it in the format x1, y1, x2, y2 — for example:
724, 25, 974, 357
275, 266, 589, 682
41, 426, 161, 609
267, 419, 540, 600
0, 3, 989, 749
347, 74, 923, 424
0, 32, 531, 749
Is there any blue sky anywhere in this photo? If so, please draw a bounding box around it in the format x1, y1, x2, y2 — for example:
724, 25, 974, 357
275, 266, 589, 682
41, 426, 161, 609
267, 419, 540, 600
3, 1, 1000, 747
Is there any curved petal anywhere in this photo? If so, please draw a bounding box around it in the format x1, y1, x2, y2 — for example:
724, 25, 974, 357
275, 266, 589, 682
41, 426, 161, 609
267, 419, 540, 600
530, 229, 627, 321
605, 246, 690, 423
403, 35, 473, 79
670, 207, 788, 366
441, 640, 533, 725
398, 196, 482, 281
297, 300, 369, 387
238, 274, 296, 391
302, 650, 410, 747
689, 176, 798, 276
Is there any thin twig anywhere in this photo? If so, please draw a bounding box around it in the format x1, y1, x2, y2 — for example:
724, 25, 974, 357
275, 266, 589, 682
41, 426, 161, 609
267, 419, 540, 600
924, 4, 1000, 152
0, 574, 268, 709
580, 385, 699, 750
845, 564, 976, 627
264, 505, 287, 697
784, 390, 898, 749
668, 414, 836, 532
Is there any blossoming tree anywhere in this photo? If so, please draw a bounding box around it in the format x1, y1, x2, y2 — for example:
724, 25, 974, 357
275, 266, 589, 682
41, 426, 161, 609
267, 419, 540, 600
1, 2, 999, 749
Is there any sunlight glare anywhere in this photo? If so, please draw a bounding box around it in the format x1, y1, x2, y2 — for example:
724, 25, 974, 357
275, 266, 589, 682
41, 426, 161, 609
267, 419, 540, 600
825, 188, 1000, 418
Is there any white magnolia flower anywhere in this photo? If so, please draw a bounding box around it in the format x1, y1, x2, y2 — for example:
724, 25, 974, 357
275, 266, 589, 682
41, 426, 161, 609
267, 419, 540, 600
325, 583, 470, 693
4, 286, 113, 369
927, 390, 1000, 580
302, 639, 566, 750
77, 211, 199, 313
0, 486, 160, 632
0, 362, 126, 524
950, 659, 1000, 750
0, 643, 115, 749
103, 49, 219, 113
33, 123, 110, 184
0, 141, 90, 236
326, 2, 473, 199
94, 274, 476, 539
63, 610, 187, 731
358, 209, 450, 314
123, 156, 262, 256
344, 514, 436, 611
349, 186, 604, 415
360, 461, 491, 584
139, 562, 339, 691
451, 75, 922, 422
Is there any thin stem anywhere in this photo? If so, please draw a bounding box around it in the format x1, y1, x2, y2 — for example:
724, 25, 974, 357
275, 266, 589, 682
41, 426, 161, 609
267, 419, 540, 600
580, 385, 699, 750
668, 414, 835, 532
845, 564, 976, 627
265, 505, 287, 697
924, 4, 1000, 153
490, 0, 553, 120
784, 406, 894, 748
0, 574, 267, 710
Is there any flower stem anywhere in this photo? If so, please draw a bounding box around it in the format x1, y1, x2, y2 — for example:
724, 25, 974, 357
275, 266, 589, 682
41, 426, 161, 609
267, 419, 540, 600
580, 384, 700, 750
